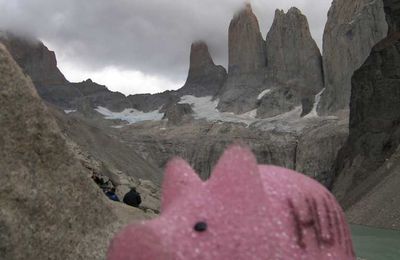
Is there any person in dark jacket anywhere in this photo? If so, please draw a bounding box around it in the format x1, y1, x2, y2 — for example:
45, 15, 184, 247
123, 187, 142, 208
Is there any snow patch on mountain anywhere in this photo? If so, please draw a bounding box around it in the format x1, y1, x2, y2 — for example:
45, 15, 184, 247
64, 109, 77, 114
94, 94, 335, 132
304, 88, 325, 118
179, 95, 257, 125
257, 89, 272, 100
95, 106, 163, 124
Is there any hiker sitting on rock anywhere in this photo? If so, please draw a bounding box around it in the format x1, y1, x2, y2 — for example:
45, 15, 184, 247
123, 187, 142, 208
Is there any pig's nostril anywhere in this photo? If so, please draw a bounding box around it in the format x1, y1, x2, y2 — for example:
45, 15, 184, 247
193, 221, 208, 232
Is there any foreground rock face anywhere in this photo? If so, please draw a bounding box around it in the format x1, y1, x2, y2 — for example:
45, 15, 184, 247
0, 44, 151, 259
318, 0, 388, 115
179, 41, 227, 97
217, 3, 267, 114
333, 0, 400, 230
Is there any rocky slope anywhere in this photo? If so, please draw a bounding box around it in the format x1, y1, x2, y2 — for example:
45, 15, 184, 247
0, 43, 153, 260
318, 0, 388, 115
332, 0, 400, 230
114, 117, 348, 187
260, 7, 324, 118
51, 106, 163, 184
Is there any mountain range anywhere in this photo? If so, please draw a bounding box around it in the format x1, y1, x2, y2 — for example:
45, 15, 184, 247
0, 0, 399, 259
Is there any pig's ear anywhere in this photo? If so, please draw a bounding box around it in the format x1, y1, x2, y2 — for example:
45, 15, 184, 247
208, 145, 265, 202
161, 157, 202, 211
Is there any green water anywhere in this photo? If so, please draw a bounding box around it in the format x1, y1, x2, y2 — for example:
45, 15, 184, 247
351, 225, 400, 260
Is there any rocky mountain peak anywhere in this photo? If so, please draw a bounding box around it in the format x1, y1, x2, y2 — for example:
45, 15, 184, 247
187, 41, 215, 77
259, 6, 323, 118
228, 3, 266, 74
179, 41, 227, 97
216, 3, 267, 114
0, 31, 68, 87
274, 7, 302, 18
265, 6, 321, 78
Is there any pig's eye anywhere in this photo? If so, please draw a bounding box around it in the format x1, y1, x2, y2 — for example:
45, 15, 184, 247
193, 221, 208, 232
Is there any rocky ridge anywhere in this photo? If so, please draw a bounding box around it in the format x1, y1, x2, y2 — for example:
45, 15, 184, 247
318, 0, 388, 115
0, 31, 67, 86
0, 33, 135, 112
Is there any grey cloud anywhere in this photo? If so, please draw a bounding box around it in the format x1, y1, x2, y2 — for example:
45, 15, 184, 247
0, 0, 332, 83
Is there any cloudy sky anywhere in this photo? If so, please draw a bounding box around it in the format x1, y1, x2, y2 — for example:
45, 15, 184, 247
0, 0, 332, 95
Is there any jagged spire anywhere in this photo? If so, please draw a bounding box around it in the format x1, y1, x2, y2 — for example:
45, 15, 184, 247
180, 41, 227, 97
228, 1, 266, 74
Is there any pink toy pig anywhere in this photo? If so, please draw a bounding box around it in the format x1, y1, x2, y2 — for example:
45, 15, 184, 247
108, 145, 355, 260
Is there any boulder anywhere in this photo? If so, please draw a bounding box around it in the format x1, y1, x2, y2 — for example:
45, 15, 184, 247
163, 103, 193, 125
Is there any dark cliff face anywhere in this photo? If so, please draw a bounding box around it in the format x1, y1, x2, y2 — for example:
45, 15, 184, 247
333, 0, 400, 230
384, 0, 400, 32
